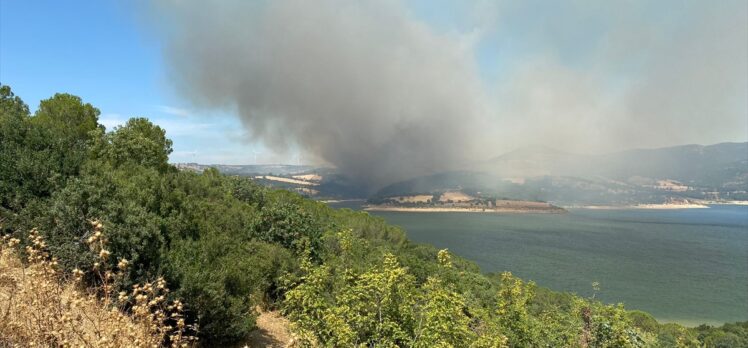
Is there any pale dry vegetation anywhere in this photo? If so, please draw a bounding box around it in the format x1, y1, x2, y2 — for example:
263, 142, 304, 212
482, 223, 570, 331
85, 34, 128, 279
438, 190, 476, 202
291, 174, 322, 182
255, 175, 319, 186
0, 222, 197, 347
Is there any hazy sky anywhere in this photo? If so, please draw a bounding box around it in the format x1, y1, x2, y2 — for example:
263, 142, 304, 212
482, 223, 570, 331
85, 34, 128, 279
1, 0, 746, 186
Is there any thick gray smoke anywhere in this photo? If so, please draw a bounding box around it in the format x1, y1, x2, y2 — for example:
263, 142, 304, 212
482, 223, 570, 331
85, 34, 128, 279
488, 0, 748, 154
148, 0, 747, 190
150, 0, 490, 189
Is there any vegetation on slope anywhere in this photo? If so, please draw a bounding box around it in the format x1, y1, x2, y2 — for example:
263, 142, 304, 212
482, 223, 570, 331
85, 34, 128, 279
1, 84, 746, 347
0, 227, 195, 347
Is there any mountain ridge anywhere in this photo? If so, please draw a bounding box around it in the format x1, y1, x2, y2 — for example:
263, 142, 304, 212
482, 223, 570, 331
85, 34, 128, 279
174, 142, 748, 205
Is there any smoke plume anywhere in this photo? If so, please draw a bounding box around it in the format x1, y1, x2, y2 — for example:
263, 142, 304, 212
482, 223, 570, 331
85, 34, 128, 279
148, 0, 747, 190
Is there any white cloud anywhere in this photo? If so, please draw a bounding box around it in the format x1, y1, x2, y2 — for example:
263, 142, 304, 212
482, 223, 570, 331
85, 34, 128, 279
151, 119, 219, 137
98, 113, 127, 130
156, 105, 190, 117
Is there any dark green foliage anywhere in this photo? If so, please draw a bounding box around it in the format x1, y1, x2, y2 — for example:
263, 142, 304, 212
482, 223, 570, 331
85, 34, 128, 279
0, 85, 29, 116
167, 238, 296, 344
32, 93, 100, 146
228, 175, 267, 207
628, 311, 660, 334
0, 86, 32, 213
30, 93, 102, 191
253, 198, 326, 257
693, 322, 748, 348
0, 85, 289, 342
1, 90, 102, 227
92, 117, 173, 171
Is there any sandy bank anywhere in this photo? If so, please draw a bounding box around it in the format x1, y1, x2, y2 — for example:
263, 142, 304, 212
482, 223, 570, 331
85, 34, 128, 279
576, 203, 709, 210
363, 206, 566, 214
319, 199, 365, 204
633, 203, 709, 209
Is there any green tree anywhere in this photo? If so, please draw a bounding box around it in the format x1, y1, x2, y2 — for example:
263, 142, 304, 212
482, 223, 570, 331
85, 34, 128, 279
496, 272, 540, 347
253, 199, 325, 258
32, 93, 100, 143
92, 117, 173, 171
585, 302, 651, 348
284, 248, 419, 347
31, 93, 101, 184
0, 85, 32, 211
335, 253, 418, 346
413, 276, 474, 348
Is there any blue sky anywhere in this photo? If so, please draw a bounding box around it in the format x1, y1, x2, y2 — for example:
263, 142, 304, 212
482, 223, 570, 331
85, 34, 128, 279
0, 0, 261, 164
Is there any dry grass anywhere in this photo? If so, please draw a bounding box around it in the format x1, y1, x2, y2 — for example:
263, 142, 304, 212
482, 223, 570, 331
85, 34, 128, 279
0, 222, 197, 347
243, 306, 294, 348
438, 191, 476, 203
254, 176, 319, 186
291, 174, 322, 182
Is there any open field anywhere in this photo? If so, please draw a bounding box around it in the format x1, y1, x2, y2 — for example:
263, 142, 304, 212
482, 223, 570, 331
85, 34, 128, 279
254, 175, 319, 186
438, 191, 476, 202
292, 174, 322, 182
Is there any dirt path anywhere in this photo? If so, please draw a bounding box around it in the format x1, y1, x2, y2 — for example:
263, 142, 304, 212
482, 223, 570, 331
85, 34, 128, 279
243, 307, 294, 348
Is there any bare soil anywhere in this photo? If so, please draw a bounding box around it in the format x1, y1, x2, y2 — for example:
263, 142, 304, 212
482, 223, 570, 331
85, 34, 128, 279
242, 307, 294, 348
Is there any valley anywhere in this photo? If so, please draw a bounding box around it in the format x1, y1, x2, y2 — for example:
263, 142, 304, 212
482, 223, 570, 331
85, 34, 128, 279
175, 142, 748, 209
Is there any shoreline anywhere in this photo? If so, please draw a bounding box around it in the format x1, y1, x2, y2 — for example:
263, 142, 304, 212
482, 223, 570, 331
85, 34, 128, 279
575, 203, 710, 210
573, 201, 748, 210
319, 198, 366, 204
363, 206, 566, 214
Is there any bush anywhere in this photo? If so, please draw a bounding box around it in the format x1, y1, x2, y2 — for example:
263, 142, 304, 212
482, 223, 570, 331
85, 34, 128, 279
253, 199, 327, 258
167, 238, 296, 343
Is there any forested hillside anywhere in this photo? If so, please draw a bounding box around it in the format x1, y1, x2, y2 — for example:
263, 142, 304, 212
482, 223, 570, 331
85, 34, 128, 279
1, 84, 745, 347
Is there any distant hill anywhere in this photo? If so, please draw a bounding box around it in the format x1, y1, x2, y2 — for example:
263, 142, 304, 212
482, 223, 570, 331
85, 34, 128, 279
175, 163, 316, 176
480, 142, 747, 187
173, 163, 366, 199
175, 142, 747, 205
376, 142, 748, 205
596, 142, 748, 189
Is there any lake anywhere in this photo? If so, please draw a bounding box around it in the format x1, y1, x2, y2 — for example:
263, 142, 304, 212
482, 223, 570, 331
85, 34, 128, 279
329, 202, 748, 326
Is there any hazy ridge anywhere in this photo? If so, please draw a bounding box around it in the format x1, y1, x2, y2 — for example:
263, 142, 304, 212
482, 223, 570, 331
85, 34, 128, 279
177, 142, 748, 206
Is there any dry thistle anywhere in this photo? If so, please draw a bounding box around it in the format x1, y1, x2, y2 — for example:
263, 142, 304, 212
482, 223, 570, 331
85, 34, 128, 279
0, 225, 198, 347
99, 249, 111, 260
118, 258, 129, 270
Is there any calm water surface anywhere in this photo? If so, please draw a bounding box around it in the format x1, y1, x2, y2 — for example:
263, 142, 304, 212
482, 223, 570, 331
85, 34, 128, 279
331, 202, 748, 326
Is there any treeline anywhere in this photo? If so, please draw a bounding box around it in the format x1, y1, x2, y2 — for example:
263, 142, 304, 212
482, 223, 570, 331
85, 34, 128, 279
0, 84, 745, 347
